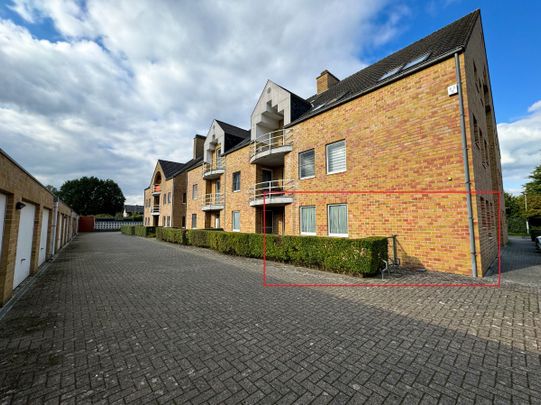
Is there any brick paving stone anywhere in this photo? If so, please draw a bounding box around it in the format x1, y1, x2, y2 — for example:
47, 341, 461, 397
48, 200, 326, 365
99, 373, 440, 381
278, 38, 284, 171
0, 232, 540, 404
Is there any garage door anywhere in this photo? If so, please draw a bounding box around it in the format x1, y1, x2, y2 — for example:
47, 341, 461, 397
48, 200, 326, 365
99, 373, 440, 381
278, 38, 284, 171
38, 208, 50, 266
14, 202, 36, 289
0, 194, 6, 262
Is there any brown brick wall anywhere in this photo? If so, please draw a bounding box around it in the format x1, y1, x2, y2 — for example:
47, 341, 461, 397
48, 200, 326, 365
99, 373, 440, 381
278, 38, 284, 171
0, 151, 77, 306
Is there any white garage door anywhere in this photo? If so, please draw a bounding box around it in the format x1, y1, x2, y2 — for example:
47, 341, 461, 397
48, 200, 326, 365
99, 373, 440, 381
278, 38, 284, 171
38, 208, 50, 266
0, 194, 6, 261
14, 202, 36, 289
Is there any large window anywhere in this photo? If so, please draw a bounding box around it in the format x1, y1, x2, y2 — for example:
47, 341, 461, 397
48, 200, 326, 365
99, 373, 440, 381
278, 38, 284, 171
191, 213, 197, 228
326, 140, 346, 174
232, 172, 241, 192
299, 149, 315, 179
192, 184, 198, 200
232, 211, 240, 232
327, 204, 348, 236
300, 206, 316, 235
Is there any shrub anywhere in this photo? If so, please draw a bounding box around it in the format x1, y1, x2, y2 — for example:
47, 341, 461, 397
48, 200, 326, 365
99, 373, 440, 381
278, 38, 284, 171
159, 229, 387, 275
134, 225, 155, 237
120, 225, 135, 235
530, 228, 541, 241
156, 227, 186, 244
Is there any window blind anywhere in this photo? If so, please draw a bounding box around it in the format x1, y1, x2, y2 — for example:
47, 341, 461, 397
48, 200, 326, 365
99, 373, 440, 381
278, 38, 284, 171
299, 150, 315, 178
326, 141, 346, 174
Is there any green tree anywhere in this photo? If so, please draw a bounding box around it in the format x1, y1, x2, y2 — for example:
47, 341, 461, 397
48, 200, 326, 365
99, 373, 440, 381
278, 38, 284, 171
525, 164, 541, 194
58, 176, 125, 215
45, 184, 59, 196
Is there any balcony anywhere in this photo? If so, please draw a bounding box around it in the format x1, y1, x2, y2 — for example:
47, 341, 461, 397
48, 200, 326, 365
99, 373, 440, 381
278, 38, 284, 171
202, 193, 224, 211
249, 179, 295, 207
152, 184, 161, 196
151, 205, 160, 215
250, 129, 292, 166
202, 161, 225, 180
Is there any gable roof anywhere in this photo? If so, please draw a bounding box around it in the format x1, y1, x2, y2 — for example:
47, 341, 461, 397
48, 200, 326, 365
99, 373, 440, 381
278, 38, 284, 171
289, 9, 480, 126
158, 159, 186, 179
215, 120, 250, 139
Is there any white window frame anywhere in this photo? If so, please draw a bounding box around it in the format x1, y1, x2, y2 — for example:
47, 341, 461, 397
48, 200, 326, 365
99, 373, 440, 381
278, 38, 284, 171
299, 205, 316, 235
327, 204, 348, 237
326, 140, 346, 175
191, 213, 197, 229
192, 184, 198, 200
232, 211, 240, 232
232, 171, 241, 192
299, 149, 315, 180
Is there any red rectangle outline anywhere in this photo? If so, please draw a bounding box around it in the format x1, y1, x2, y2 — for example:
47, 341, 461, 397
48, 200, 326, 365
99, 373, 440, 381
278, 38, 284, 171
262, 190, 501, 288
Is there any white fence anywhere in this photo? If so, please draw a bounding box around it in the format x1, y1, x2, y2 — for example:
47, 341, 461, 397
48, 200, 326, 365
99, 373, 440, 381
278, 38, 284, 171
94, 220, 142, 231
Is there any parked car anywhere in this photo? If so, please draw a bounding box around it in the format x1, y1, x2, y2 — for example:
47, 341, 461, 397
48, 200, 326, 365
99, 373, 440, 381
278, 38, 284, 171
536, 236, 541, 251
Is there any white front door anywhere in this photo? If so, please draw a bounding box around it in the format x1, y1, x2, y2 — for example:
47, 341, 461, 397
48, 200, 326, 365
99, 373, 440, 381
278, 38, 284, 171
14, 202, 36, 288
0, 194, 6, 261
38, 208, 50, 266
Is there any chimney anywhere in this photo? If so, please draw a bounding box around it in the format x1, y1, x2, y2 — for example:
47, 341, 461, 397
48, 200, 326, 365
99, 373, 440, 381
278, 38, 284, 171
193, 135, 205, 160
316, 70, 340, 94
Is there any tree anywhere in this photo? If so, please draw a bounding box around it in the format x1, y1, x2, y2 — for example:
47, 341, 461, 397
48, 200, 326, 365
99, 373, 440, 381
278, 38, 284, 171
525, 164, 541, 194
58, 176, 125, 215
45, 184, 59, 196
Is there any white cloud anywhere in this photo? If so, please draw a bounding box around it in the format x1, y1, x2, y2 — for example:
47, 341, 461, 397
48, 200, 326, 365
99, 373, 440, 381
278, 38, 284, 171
1, 0, 406, 204
498, 100, 541, 194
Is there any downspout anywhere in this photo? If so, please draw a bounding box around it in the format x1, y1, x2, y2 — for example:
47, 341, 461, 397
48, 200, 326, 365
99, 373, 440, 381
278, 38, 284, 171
455, 52, 478, 278
49, 198, 59, 259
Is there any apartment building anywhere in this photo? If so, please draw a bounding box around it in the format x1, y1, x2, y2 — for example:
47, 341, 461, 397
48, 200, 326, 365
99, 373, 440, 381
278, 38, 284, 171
0, 148, 78, 306
144, 10, 505, 276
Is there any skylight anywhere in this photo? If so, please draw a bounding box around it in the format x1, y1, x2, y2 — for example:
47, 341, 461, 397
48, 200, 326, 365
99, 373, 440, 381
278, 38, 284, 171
402, 52, 430, 70
378, 65, 402, 82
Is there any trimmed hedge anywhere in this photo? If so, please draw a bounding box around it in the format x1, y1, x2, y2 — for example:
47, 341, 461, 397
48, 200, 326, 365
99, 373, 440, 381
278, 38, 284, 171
156, 229, 387, 275
531, 228, 541, 241
121, 225, 155, 238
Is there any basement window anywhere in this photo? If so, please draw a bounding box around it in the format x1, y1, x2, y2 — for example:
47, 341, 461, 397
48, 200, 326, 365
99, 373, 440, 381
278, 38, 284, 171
402, 52, 430, 70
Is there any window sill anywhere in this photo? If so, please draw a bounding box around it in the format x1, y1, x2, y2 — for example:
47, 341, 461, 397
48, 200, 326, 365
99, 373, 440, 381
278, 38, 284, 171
326, 169, 346, 176
301, 232, 316, 236
328, 233, 348, 238
233, 190, 241, 193
232, 229, 240, 232
299, 176, 315, 180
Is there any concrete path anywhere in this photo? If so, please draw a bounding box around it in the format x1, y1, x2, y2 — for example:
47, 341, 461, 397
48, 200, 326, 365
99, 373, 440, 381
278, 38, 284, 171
1, 233, 540, 404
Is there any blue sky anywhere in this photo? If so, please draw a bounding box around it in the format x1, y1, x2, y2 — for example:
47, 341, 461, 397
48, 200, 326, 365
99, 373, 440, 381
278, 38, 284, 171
0, 0, 539, 202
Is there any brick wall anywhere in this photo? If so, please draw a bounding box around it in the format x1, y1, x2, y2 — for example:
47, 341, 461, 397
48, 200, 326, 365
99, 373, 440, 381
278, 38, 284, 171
0, 150, 78, 306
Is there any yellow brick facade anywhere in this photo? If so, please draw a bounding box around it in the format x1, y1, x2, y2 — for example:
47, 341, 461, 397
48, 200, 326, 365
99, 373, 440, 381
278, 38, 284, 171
0, 150, 78, 306
144, 18, 504, 277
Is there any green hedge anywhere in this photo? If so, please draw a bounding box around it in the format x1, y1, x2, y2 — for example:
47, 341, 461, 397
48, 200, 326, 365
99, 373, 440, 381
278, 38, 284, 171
531, 228, 541, 241
156, 229, 387, 275
121, 225, 155, 237
120, 225, 135, 235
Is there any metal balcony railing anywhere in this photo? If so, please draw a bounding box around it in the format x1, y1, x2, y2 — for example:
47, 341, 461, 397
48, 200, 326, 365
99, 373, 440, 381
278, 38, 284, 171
202, 193, 224, 209
151, 205, 160, 214
202, 160, 225, 179
250, 129, 292, 161
249, 179, 295, 205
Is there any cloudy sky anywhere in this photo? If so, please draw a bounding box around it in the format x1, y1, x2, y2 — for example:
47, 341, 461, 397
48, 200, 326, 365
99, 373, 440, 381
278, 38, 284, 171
0, 0, 540, 204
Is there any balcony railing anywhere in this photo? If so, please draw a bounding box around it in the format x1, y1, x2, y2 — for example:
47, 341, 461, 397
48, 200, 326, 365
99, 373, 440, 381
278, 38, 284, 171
151, 205, 160, 215
152, 184, 161, 195
202, 193, 224, 211
202, 160, 225, 179
250, 129, 293, 164
249, 179, 295, 206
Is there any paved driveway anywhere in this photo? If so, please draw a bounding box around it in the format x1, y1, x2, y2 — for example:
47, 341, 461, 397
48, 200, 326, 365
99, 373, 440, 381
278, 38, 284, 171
1, 233, 540, 404
493, 236, 541, 286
